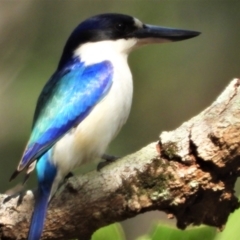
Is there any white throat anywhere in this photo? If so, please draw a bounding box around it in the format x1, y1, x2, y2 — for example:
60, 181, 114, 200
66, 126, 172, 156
74, 39, 138, 65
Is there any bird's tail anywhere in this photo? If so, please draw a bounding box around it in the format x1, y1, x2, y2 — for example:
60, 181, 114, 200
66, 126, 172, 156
27, 186, 50, 240
27, 148, 57, 240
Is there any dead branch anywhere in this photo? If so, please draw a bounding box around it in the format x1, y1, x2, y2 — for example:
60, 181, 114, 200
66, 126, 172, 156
1, 78, 240, 240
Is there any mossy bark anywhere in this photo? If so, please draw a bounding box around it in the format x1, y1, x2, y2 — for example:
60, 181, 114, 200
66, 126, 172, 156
1, 79, 240, 239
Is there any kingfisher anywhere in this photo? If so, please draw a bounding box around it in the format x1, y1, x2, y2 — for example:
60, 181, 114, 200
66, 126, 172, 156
8, 13, 200, 240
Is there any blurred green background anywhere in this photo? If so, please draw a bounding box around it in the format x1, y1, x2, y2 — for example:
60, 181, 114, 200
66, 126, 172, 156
1, 1, 240, 239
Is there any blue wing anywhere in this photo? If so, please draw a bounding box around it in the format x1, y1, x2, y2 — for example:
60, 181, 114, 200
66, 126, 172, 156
18, 58, 113, 171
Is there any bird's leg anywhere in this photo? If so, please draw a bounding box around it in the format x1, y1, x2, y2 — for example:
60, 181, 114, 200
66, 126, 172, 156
4, 172, 74, 205
97, 154, 120, 171
4, 171, 36, 206
3, 191, 22, 204
3, 188, 37, 206
64, 172, 74, 181
52, 172, 74, 198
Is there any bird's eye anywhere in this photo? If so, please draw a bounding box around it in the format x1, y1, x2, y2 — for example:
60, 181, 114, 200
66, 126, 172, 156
115, 23, 127, 32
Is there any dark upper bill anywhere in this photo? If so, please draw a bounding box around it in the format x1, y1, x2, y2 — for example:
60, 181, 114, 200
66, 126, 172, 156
132, 24, 200, 44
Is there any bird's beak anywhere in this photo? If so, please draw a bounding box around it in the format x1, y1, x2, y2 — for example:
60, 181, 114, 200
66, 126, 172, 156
134, 24, 200, 45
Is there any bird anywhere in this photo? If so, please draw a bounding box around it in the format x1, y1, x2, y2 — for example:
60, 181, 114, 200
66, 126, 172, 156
8, 13, 200, 240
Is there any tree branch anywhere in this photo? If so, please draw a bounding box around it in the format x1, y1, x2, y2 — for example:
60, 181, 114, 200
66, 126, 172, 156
1, 79, 240, 240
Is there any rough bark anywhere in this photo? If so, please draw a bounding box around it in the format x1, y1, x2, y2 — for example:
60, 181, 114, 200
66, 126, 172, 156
1, 79, 240, 240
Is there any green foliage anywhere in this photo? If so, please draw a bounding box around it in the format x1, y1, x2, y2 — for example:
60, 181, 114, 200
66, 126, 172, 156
215, 208, 240, 240
91, 223, 125, 240
89, 222, 217, 240
86, 209, 240, 240
137, 236, 152, 240
148, 224, 216, 240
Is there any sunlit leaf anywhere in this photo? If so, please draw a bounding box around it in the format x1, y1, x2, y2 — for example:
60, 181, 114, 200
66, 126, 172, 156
150, 224, 216, 240
215, 209, 240, 240
136, 235, 152, 240
91, 223, 125, 240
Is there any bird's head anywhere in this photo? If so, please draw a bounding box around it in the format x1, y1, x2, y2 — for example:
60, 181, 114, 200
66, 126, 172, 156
58, 13, 200, 68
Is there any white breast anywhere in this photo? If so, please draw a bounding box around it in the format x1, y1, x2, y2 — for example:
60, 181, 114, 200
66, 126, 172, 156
52, 39, 135, 176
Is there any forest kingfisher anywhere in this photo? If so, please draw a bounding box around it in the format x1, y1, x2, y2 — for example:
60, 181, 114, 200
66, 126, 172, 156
7, 13, 200, 240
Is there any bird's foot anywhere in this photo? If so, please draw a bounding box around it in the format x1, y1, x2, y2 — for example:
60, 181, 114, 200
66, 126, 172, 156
54, 172, 74, 193
64, 172, 74, 181
97, 154, 120, 171
3, 189, 35, 206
